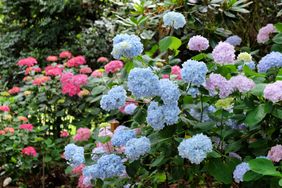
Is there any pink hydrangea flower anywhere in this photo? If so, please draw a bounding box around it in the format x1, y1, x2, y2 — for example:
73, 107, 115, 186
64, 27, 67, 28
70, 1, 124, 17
206, 73, 233, 98
105, 60, 123, 74
162, 74, 169, 79
73, 128, 91, 142
78, 175, 92, 188
60, 129, 69, 137
72, 164, 85, 175
97, 57, 109, 63
171, 65, 182, 80
0, 130, 5, 135
257, 24, 276, 44
25, 66, 41, 75
18, 116, 28, 122
80, 67, 92, 74
8, 87, 21, 95
91, 70, 103, 78
19, 124, 34, 131
0, 105, 10, 112
46, 56, 58, 62
45, 65, 63, 76
61, 83, 81, 97
22, 146, 37, 157
60, 73, 88, 96
212, 42, 235, 64
66, 56, 86, 67
59, 51, 72, 59
264, 81, 282, 103
188, 35, 209, 52
17, 57, 38, 67
229, 75, 255, 93
32, 76, 51, 86
4, 127, 14, 134
267, 145, 282, 162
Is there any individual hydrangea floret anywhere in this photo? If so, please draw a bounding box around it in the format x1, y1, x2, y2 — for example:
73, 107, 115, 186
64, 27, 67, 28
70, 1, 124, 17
229, 75, 255, 93
111, 34, 144, 59
125, 137, 151, 161
206, 73, 233, 98
124, 103, 137, 115
267, 144, 282, 162
225, 35, 242, 46
163, 11, 186, 29
159, 79, 180, 104
212, 42, 236, 64
264, 81, 282, 103
181, 60, 208, 85
178, 133, 212, 164
233, 162, 250, 183
188, 35, 209, 52
257, 52, 282, 72
64, 144, 85, 167
127, 68, 160, 98
257, 24, 276, 44
111, 127, 136, 147
100, 86, 127, 111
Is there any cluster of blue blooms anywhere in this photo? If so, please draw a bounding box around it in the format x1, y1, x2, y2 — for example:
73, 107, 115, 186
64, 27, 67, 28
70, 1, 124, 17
178, 133, 213, 164
159, 79, 180, 105
100, 86, 126, 111
225, 35, 242, 46
233, 162, 250, 183
181, 60, 208, 86
64, 144, 85, 167
111, 126, 136, 147
257, 51, 282, 72
111, 34, 144, 59
163, 11, 186, 29
125, 136, 151, 161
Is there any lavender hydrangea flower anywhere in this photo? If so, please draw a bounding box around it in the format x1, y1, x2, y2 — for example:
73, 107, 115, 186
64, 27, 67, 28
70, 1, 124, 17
225, 35, 242, 46
229, 75, 255, 93
257, 24, 276, 44
111, 34, 144, 59
127, 68, 160, 98
267, 144, 282, 162
163, 11, 186, 29
233, 162, 250, 183
181, 60, 208, 85
257, 52, 282, 72
111, 127, 136, 147
100, 86, 127, 111
124, 103, 137, 115
125, 137, 151, 161
64, 144, 85, 167
178, 133, 212, 164
159, 79, 180, 104
264, 81, 282, 103
206, 73, 233, 98
212, 42, 236, 64
188, 35, 209, 51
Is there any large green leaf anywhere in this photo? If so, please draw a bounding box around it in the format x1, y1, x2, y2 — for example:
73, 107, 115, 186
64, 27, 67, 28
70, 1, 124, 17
248, 158, 282, 177
159, 36, 182, 52
250, 84, 267, 97
244, 103, 272, 127
273, 33, 282, 44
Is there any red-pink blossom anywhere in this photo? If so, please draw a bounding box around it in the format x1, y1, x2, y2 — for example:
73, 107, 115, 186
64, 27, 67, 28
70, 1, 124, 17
17, 57, 38, 67
105, 60, 123, 74
61, 83, 81, 97
4, 127, 14, 134
0, 130, 5, 135
72, 164, 85, 175
32, 76, 51, 86
60, 73, 88, 96
73, 128, 91, 142
97, 57, 109, 63
80, 67, 92, 74
18, 116, 28, 122
45, 65, 63, 76
171, 65, 182, 80
66, 56, 86, 67
91, 70, 103, 78
8, 87, 21, 95
59, 51, 72, 59
72, 74, 88, 86
46, 56, 58, 62
78, 175, 92, 188
25, 66, 41, 75
60, 129, 69, 138
162, 74, 169, 79
0, 105, 10, 112
22, 146, 37, 157
19, 124, 34, 131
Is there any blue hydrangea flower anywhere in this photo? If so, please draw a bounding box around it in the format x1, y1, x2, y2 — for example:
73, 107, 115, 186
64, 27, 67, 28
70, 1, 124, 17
127, 68, 160, 98
233, 162, 250, 183
238, 61, 256, 71
225, 35, 242, 46
163, 103, 180, 125
146, 101, 166, 130
257, 52, 282, 72
100, 86, 126, 111
125, 136, 151, 161
159, 79, 180, 104
111, 34, 144, 59
187, 87, 199, 98
163, 11, 186, 29
64, 143, 85, 167
124, 103, 137, 115
111, 127, 136, 147
181, 60, 208, 85
178, 133, 212, 164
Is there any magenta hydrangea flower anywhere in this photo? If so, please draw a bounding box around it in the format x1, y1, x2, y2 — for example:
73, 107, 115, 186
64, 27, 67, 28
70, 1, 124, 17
188, 35, 209, 52
257, 24, 276, 44
229, 75, 255, 93
212, 42, 235, 64
267, 145, 282, 162
264, 81, 282, 103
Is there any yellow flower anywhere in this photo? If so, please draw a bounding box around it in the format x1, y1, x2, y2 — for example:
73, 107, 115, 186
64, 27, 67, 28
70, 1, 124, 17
24, 91, 32, 96
78, 89, 90, 97
1, 92, 10, 97
3, 114, 12, 120
215, 97, 234, 110
237, 52, 252, 62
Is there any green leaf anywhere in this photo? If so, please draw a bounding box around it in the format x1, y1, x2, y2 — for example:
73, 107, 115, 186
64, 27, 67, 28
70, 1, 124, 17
44, 155, 52, 163
279, 179, 282, 186
191, 53, 207, 61
244, 103, 272, 128
249, 158, 282, 177
125, 61, 134, 73
250, 84, 267, 97
273, 33, 282, 44
151, 154, 168, 167
272, 44, 282, 53
153, 172, 166, 183
243, 171, 263, 182
272, 107, 282, 119
275, 23, 282, 32
159, 36, 182, 52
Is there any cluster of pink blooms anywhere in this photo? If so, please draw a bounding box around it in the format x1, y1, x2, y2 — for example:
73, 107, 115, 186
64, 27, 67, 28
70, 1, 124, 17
267, 145, 282, 162
188, 35, 209, 52
0, 127, 15, 135
8, 86, 21, 95
46, 56, 58, 62
45, 65, 63, 76
19, 124, 34, 131
105, 60, 123, 74
212, 42, 235, 64
257, 24, 276, 44
264, 81, 282, 103
59, 51, 72, 59
229, 75, 255, 93
97, 57, 109, 63
18, 116, 28, 122
66, 56, 86, 67
0, 105, 10, 112
73, 128, 91, 142
72, 164, 85, 175
25, 66, 41, 75
22, 146, 37, 157
60, 73, 88, 96
32, 76, 51, 86
80, 67, 92, 74
163, 65, 182, 80
91, 70, 103, 78
17, 57, 38, 67
60, 129, 69, 138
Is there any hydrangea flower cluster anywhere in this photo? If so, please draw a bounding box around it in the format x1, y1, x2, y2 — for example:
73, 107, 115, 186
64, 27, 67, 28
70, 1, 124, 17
188, 35, 209, 51
264, 81, 282, 103
100, 86, 127, 111
127, 68, 160, 98
19, 124, 34, 131
225, 35, 242, 46
229, 75, 255, 93
25, 66, 42, 75
171, 65, 182, 80
124, 103, 138, 115
60, 130, 69, 138
111, 34, 143, 59
80, 67, 92, 74
64, 144, 85, 167
66, 56, 86, 67
22, 146, 37, 157
73, 128, 91, 142
257, 52, 282, 72
97, 57, 109, 63
163, 11, 186, 29
105, 60, 124, 74
212, 42, 235, 64
159, 79, 180, 105
59, 51, 72, 59
91, 70, 103, 78
125, 136, 151, 161
257, 24, 276, 44
60, 73, 88, 97
0, 105, 10, 112
8, 86, 21, 95
237, 52, 252, 62
181, 60, 208, 85
206, 73, 233, 98
111, 126, 136, 147
45, 65, 63, 76
267, 144, 282, 162
233, 162, 250, 183
32, 76, 51, 86
17, 57, 38, 67
178, 133, 212, 164
46, 56, 58, 62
